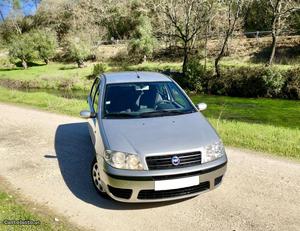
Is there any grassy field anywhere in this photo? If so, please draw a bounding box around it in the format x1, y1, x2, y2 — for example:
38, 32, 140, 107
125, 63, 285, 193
191, 95, 300, 129
0, 86, 299, 160
0, 190, 74, 231
0, 60, 293, 88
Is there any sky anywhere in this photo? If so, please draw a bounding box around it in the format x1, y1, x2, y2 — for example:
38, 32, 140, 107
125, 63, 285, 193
0, 0, 40, 20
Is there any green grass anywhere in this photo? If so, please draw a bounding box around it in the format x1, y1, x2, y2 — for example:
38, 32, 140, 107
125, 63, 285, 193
0, 86, 299, 160
209, 119, 299, 159
0, 63, 93, 81
191, 95, 300, 129
0, 190, 72, 231
0, 86, 86, 115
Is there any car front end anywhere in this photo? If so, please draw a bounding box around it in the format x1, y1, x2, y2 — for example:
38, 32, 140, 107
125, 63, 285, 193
97, 139, 227, 203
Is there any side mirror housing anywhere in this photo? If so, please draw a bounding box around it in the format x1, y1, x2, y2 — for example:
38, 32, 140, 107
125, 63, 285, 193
196, 103, 207, 111
80, 110, 97, 118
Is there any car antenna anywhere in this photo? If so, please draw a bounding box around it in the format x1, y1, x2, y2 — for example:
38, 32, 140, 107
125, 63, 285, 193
136, 71, 140, 79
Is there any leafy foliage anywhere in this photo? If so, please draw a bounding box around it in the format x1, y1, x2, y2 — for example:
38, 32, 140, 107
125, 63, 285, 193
211, 66, 285, 98
128, 15, 156, 61
184, 58, 213, 93
90, 63, 108, 79
31, 30, 57, 64
63, 35, 91, 68
8, 33, 37, 68
282, 68, 300, 99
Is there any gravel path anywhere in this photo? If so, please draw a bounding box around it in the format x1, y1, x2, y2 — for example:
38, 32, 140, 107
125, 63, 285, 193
0, 103, 299, 231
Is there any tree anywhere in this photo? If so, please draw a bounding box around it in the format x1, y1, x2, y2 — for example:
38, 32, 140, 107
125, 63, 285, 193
267, 0, 300, 65
158, 0, 214, 75
8, 32, 37, 68
244, 0, 273, 32
214, 0, 246, 78
128, 12, 156, 62
64, 34, 91, 68
32, 29, 57, 64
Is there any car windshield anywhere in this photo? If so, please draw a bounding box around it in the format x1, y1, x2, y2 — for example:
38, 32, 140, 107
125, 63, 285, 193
103, 81, 196, 118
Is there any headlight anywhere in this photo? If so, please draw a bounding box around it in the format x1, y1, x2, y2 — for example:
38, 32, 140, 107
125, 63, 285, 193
202, 141, 225, 163
104, 150, 144, 170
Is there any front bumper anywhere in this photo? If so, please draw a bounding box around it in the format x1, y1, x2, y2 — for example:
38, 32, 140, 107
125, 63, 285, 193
99, 155, 227, 203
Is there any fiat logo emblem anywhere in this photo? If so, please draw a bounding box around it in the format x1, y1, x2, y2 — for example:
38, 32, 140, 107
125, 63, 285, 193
171, 156, 180, 166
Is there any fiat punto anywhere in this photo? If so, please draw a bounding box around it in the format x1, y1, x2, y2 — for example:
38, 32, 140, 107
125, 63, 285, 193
80, 71, 227, 202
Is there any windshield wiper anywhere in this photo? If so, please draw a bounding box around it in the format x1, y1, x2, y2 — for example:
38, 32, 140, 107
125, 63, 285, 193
105, 112, 138, 118
140, 109, 193, 117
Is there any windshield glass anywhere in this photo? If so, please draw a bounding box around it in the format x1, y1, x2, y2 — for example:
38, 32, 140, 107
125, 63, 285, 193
103, 81, 196, 118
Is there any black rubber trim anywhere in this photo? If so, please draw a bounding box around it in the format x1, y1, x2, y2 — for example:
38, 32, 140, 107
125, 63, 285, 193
105, 161, 227, 181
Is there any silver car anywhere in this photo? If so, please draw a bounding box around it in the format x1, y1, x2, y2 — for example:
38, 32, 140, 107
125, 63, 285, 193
80, 71, 227, 202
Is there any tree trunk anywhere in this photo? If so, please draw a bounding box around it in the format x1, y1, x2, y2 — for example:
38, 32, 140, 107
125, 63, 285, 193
204, 25, 209, 71
44, 58, 49, 65
77, 60, 84, 68
214, 56, 221, 78
215, 32, 229, 78
269, 32, 277, 65
21, 59, 28, 69
182, 44, 189, 76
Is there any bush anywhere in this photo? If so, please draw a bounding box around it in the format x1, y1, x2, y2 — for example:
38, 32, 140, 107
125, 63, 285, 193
89, 63, 108, 79
185, 59, 213, 93
32, 30, 57, 64
282, 68, 300, 100
211, 66, 284, 98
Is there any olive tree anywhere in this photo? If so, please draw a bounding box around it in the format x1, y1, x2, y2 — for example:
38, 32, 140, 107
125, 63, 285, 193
8, 32, 37, 68
32, 30, 57, 64
64, 34, 91, 68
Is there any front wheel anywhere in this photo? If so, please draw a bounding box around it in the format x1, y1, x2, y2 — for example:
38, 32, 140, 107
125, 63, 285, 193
91, 158, 108, 197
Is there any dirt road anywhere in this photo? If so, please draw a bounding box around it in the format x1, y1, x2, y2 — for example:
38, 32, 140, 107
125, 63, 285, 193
0, 103, 299, 231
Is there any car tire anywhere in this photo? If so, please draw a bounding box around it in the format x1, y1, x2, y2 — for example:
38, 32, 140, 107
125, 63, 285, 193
91, 158, 109, 198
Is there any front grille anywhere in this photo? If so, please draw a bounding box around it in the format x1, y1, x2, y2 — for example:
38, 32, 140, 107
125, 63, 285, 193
138, 181, 210, 200
108, 185, 132, 199
146, 151, 201, 170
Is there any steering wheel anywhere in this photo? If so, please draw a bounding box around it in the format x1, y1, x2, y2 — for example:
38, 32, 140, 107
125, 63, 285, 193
154, 100, 172, 109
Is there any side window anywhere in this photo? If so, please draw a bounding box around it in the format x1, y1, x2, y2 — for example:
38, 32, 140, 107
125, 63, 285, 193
90, 78, 101, 112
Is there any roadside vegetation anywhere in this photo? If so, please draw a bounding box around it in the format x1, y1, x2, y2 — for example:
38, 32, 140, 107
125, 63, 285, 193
0, 189, 75, 231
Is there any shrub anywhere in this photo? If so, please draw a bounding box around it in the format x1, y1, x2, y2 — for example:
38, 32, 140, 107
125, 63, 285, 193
282, 68, 300, 100
8, 33, 37, 69
32, 30, 57, 64
185, 59, 213, 93
211, 66, 284, 98
89, 63, 108, 79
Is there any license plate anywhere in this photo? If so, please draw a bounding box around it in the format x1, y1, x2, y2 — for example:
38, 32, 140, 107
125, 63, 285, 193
155, 176, 199, 191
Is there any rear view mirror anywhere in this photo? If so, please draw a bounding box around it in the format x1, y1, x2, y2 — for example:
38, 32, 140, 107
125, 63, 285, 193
80, 110, 96, 118
196, 103, 207, 111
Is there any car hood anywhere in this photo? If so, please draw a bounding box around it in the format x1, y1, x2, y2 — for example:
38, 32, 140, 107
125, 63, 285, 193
101, 112, 219, 157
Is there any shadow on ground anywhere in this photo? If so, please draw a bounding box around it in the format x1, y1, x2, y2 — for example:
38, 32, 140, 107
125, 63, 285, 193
54, 122, 186, 210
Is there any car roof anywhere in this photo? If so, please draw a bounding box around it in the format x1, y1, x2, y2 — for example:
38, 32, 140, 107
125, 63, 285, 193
103, 71, 172, 84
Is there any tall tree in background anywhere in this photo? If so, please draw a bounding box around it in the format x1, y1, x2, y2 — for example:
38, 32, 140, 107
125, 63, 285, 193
214, 0, 246, 78
267, 0, 300, 65
158, 0, 214, 75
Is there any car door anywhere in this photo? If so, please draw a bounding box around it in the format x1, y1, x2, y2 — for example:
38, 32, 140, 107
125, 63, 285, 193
88, 78, 100, 145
